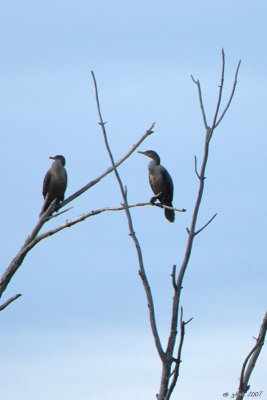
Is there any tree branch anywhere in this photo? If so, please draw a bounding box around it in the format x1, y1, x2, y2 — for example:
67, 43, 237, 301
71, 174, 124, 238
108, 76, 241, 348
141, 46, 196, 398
236, 311, 267, 400
212, 48, 225, 129
157, 52, 241, 400
215, 58, 241, 128
0, 293, 22, 311
171, 265, 177, 291
91, 70, 165, 361
60, 125, 155, 209
194, 213, 217, 236
191, 75, 209, 130
165, 307, 193, 400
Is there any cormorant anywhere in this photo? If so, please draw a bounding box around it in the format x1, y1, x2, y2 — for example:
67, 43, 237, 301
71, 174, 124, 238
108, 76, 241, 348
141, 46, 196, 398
40, 155, 67, 216
138, 150, 175, 222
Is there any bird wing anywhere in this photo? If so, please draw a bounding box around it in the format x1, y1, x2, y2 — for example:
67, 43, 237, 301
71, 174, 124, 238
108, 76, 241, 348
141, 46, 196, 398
42, 169, 52, 198
159, 166, 174, 202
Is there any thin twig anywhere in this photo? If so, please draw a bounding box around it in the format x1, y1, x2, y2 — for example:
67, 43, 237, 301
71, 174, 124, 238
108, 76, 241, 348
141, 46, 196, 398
47, 207, 74, 220
215, 59, 241, 128
191, 75, 209, 130
0, 293, 21, 311
194, 213, 217, 236
91, 70, 165, 361
165, 307, 193, 400
194, 155, 203, 180
212, 48, 225, 129
60, 127, 155, 208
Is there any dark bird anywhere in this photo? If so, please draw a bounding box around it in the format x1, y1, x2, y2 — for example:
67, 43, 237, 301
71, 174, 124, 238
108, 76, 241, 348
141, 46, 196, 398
40, 155, 67, 216
138, 150, 175, 222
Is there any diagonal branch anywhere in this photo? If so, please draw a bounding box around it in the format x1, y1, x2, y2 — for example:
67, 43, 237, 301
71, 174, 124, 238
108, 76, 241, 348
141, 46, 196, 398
0, 203, 55, 298
194, 213, 217, 236
191, 75, 209, 130
91, 71, 165, 361
60, 125, 155, 208
0, 293, 22, 311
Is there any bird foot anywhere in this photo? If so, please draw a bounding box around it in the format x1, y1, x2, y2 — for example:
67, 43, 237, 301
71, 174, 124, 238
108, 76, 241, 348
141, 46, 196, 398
150, 192, 162, 205
150, 196, 158, 205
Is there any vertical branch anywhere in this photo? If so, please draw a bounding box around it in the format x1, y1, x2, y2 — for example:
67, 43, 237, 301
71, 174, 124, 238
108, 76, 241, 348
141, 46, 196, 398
236, 311, 267, 400
157, 52, 241, 400
165, 308, 193, 400
91, 71, 165, 361
212, 48, 225, 129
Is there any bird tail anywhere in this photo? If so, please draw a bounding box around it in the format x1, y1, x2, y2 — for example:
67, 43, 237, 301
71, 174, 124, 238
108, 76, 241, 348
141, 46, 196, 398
164, 202, 175, 223
39, 197, 50, 217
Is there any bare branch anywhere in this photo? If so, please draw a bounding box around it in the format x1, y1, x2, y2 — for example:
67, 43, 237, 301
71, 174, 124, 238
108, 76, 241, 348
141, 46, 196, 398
60, 125, 155, 208
211, 48, 225, 129
194, 213, 217, 236
215, 59, 241, 128
236, 311, 267, 400
91, 71, 165, 361
0, 293, 21, 311
194, 155, 205, 180
191, 75, 209, 130
35, 202, 184, 243
158, 52, 241, 400
0, 198, 181, 300
47, 207, 74, 220
154, 203, 186, 213
165, 307, 193, 400
171, 265, 177, 291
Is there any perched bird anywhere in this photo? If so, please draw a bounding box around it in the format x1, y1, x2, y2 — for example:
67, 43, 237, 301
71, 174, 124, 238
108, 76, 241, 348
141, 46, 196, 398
40, 155, 67, 216
138, 150, 175, 222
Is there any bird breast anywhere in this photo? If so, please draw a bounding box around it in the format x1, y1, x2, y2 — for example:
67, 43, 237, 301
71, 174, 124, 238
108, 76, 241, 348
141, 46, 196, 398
148, 162, 164, 195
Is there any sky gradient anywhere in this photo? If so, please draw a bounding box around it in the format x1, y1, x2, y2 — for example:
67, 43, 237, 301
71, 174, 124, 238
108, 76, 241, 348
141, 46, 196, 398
1, 1, 266, 399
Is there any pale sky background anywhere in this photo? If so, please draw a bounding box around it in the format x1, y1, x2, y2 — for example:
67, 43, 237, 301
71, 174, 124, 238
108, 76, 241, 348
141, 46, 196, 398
1, 1, 266, 399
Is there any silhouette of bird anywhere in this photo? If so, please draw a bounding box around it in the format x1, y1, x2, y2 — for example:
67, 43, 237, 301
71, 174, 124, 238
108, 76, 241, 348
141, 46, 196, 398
40, 155, 67, 216
138, 150, 175, 222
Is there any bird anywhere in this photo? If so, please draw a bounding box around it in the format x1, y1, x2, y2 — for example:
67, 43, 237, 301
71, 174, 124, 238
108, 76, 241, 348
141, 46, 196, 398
138, 150, 175, 222
40, 155, 67, 216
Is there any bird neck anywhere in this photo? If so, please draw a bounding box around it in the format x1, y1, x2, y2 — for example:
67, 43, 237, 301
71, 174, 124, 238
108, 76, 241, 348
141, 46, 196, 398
53, 159, 64, 171
148, 159, 160, 174
150, 153, 160, 165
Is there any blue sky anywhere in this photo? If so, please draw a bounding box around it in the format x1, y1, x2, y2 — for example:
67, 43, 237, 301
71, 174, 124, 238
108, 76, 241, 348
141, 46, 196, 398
1, 1, 266, 399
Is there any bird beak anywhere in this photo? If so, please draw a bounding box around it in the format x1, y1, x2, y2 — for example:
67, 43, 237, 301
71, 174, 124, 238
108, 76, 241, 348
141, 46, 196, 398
49, 156, 56, 160
138, 151, 145, 155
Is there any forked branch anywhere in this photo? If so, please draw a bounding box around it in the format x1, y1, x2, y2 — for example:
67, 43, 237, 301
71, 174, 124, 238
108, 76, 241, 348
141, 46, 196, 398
158, 51, 241, 400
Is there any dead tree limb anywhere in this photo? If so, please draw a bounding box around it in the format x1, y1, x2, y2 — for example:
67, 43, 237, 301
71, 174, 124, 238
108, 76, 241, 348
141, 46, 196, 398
236, 311, 267, 400
0, 294, 22, 311
156, 50, 241, 400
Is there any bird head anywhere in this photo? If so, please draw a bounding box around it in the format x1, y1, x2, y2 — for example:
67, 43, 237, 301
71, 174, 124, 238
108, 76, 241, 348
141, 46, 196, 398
138, 150, 160, 163
49, 155, 66, 166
